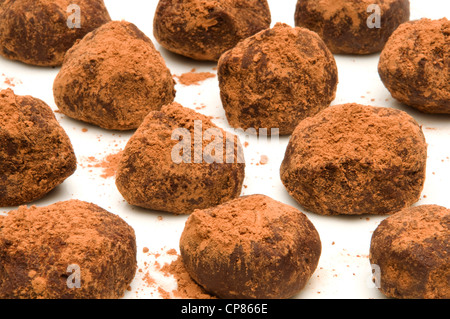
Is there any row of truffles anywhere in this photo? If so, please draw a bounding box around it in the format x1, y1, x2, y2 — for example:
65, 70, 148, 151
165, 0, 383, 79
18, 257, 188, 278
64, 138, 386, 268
0, 89, 429, 217
0, 1, 447, 131
0, 0, 411, 65
0, 196, 447, 299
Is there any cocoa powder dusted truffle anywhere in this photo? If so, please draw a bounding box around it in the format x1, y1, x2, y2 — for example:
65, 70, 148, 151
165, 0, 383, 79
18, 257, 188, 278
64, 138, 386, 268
0, 200, 137, 299
179, 194, 322, 299
295, 0, 410, 55
370, 205, 450, 299
0, 0, 111, 66
115, 102, 245, 215
53, 20, 176, 130
153, 0, 271, 61
378, 18, 450, 114
0, 89, 76, 207
280, 103, 427, 216
218, 23, 338, 135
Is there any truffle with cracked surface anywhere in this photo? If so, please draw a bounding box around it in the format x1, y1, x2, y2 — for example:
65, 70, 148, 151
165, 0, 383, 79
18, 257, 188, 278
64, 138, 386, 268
153, 0, 271, 61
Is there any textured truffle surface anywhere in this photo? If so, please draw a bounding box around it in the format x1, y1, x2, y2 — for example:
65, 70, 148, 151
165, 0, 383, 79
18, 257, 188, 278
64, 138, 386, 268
0, 0, 111, 66
0, 200, 137, 299
153, 0, 271, 61
53, 20, 176, 130
378, 18, 450, 114
370, 205, 450, 299
280, 103, 427, 216
179, 194, 322, 299
115, 102, 245, 215
0, 89, 76, 207
218, 23, 338, 135
295, 0, 410, 54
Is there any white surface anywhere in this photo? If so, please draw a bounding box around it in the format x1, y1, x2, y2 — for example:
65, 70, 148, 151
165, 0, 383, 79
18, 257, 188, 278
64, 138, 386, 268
0, 0, 449, 299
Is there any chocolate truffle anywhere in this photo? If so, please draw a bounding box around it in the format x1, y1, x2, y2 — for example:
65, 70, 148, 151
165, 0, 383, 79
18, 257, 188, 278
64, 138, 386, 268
179, 194, 322, 299
294, 0, 410, 55
378, 18, 450, 114
0, 89, 76, 207
0, 200, 137, 299
370, 205, 450, 299
0, 0, 111, 66
218, 23, 338, 135
53, 20, 176, 130
280, 103, 427, 216
153, 0, 271, 61
115, 102, 245, 215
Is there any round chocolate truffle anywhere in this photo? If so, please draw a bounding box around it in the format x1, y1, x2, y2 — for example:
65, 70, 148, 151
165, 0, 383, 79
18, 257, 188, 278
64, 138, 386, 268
0, 200, 137, 299
280, 103, 427, 216
218, 23, 338, 135
153, 0, 271, 61
0, 89, 76, 207
378, 18, 450, 114
0, 0, 111, 66
179, 194, 322, 299
294, 0, 410, 55
370, 205, 450, 299
115, 102, 245, 215
53, 20, 176, 130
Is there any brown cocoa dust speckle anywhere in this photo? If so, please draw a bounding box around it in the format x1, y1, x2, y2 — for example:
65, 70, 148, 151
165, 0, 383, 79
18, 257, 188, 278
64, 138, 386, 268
1, 74, 21, 88
259, 155, 269, 165
137, 247, 216, 299
80, 150, 123, 179
174, 68, 216, 86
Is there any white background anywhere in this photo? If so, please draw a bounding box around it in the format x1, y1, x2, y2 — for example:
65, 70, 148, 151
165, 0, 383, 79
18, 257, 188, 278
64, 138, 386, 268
0, 0, 449, 299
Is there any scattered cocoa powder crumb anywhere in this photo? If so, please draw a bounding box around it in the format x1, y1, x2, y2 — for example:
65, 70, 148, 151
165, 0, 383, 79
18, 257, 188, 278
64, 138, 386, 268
158, 287, 171, 299
243, 141, 249, 148
259, 155, 269, 165
143, 247, 149, 253
162, 256, 217, 299
81, 128, 88, 132
166, 248, 178, 256
99, 151, 123, 178
195, 103, 206, 110
174, 68, 216, 86
82, 150, 123, 178
142, 272, 156, 287
1, 73, 21, 88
